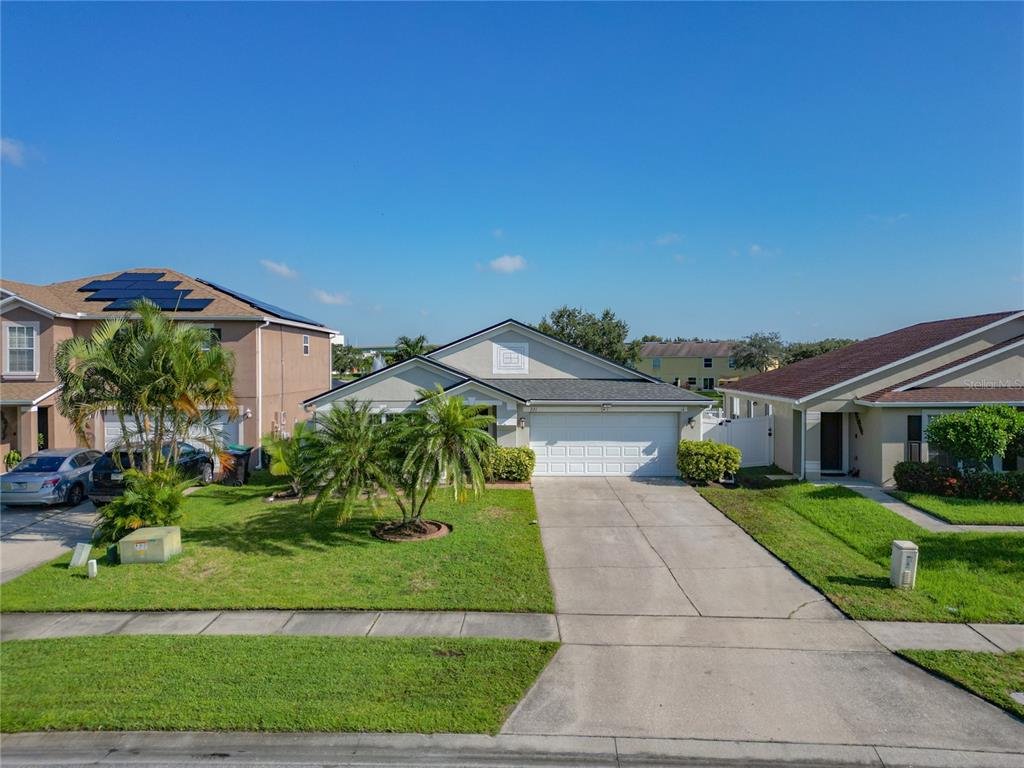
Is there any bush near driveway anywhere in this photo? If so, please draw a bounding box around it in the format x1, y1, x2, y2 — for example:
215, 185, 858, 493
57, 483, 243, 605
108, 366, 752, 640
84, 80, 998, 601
0, 635, 559, 734
484, 447, 536, 482
698, 482, 1024, 623
677, 441, 741, 484
0, 473, 554, 613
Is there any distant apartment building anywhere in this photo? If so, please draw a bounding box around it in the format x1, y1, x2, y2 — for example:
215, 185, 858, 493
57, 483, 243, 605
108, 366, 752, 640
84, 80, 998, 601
636, 341, 761, 390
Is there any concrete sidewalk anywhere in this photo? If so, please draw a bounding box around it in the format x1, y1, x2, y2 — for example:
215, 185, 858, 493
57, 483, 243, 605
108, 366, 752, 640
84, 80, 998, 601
501, 477, 1024, 755
859, 620, 1024, 653
4, 730, 1024, 768
0, 609, 559, 642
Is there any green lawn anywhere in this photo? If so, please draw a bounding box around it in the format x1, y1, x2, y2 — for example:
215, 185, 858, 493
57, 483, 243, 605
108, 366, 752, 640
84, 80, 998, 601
697, 483, 1024, 623
891, 491, 1024, 526
1, 474, 553, 613
0, 635, 558, 733
898, 650, 1024, 720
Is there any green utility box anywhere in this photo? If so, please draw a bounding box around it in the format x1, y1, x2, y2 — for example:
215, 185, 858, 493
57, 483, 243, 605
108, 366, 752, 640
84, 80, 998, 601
117, 526, 182, 564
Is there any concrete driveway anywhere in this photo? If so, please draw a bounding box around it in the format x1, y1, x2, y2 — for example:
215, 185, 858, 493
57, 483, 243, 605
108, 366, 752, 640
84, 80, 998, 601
0, 500, 97, 583
502, 477, 1024, 754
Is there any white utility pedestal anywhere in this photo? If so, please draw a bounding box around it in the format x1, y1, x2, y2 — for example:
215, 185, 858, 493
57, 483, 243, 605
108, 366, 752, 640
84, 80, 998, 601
890, 540, 918, 589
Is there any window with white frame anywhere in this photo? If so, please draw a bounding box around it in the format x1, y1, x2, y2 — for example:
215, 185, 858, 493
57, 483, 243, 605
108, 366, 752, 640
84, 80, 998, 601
687, 376, 697, 386
5, 322, 38, 375
200, 328, 222, 352
703, 358, 712, 368
652, 357, 661, 370
302, 335, 310, 356
702, 376, 715, 390
728, 357, 736, 368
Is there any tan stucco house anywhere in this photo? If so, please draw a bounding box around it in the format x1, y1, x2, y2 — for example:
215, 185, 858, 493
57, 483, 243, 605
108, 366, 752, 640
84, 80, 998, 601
719, 310, 1024, 486
304, 319, 713, 477
1, 269, 338, 463
636, 341, 761, 390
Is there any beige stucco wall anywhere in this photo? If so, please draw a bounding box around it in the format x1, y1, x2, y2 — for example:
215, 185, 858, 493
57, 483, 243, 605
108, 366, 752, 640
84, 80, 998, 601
311, 361, 464, 416
260, 323, 333, 440
925, 345, 1023, 388
431, 328, 634, 380
636, 356, 757, 387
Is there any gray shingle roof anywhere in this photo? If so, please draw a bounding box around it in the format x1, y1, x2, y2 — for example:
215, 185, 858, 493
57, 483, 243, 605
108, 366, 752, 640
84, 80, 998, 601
480, 379, 712, 402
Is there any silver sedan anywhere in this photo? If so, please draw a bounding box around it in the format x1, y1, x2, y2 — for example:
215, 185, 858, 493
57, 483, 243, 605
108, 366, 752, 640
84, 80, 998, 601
1, 448, 102, 507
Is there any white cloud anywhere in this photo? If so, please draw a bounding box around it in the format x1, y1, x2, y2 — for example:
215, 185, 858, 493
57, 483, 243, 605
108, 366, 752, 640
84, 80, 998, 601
749, 243, 781, 258
1, 138, 26, 166
259, 259, 297, 279
655, 232, 681, 246
312, 289, 351, 305
492, 227, 504, 239
488, 254, 526, 273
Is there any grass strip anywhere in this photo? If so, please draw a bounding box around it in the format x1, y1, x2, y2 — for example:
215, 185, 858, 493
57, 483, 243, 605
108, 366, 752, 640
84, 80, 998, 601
0, 634, 558, 733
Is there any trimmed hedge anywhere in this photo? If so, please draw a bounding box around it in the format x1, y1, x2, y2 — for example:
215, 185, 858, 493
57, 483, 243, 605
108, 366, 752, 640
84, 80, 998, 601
484, 447, 536, 482
893, 461, 1024, 503
677, 441, 741, 484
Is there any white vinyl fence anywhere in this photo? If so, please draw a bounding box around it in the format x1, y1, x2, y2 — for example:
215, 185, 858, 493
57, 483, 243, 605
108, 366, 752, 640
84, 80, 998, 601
701, 413, 774, 468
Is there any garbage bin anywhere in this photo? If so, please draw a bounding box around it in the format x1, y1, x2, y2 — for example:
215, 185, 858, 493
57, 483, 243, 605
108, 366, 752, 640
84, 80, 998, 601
222, 445, 253, 486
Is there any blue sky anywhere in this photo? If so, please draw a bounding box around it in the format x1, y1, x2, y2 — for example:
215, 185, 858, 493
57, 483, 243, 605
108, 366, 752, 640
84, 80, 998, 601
2, 2, 1021, 345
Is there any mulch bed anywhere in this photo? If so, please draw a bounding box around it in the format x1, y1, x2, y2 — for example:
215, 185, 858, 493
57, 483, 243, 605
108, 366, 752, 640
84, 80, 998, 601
372, 520, 453, 543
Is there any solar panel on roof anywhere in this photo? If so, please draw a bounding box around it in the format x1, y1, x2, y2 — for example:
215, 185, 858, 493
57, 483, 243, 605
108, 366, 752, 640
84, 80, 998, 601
102, 296, 211, 311
197, 278, 324, 326
114, 272, 165, 282
87, 288, 191, 301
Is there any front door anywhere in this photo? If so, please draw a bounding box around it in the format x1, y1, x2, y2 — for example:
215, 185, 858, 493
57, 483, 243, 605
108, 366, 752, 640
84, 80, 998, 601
820, 412, 843, 472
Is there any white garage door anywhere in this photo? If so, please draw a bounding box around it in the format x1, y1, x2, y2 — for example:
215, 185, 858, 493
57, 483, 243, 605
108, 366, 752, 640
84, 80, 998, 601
530, 411, 679, 476
103, 412, 240, 451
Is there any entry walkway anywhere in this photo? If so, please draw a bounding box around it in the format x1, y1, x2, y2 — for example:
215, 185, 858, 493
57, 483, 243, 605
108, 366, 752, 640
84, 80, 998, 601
501, 477, 1024, 755
818, 477, 1024, 533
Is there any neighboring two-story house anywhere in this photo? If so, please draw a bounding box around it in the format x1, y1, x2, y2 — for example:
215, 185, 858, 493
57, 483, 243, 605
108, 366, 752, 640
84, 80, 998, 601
636, 341, 761, 391
719, 310, 1024, 486
1, 269, 337, 464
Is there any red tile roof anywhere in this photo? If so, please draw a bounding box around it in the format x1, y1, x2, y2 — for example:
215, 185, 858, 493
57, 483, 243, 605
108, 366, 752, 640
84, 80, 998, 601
723, 311, 1021, 401
866, 387, 1024, 404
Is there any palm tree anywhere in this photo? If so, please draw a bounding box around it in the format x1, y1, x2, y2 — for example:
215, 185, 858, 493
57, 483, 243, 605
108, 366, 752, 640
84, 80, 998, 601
393, 334, 432, 362
308, 389, 495, 532
56, 299, 236, 475
404, 386, 495, 510
308, 401, 396, 523
263, 421, 317, 499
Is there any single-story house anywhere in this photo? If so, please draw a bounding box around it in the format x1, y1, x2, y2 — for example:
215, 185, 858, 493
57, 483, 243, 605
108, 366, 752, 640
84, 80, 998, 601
719, 310, 1023, 486
303, 319, 713, 477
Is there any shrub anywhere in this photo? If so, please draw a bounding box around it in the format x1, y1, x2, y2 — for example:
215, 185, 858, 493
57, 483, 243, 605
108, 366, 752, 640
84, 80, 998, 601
925, 405, 1024, 465
893, 461, 962, 496
960, 470, 1024, 503
4, 449, 22, 470
484, 446, 536, 482
93, 469, 192, 544
677, 441, 741, 484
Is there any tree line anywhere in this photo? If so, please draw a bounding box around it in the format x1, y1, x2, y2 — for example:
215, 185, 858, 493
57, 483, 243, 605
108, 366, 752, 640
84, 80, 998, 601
333, 305, 858, 378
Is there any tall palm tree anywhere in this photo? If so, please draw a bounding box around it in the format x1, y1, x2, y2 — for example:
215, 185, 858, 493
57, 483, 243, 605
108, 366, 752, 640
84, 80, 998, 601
404, 386, 495, 511
56, 299, 236, 474
393, 334, 432, 362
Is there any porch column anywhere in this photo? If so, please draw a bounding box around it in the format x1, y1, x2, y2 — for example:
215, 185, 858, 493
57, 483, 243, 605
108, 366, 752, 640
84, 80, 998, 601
17, 406, 38, 456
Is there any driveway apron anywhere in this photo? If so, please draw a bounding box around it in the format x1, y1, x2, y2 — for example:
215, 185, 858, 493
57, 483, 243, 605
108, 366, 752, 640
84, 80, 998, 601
502, 477, 1024, 754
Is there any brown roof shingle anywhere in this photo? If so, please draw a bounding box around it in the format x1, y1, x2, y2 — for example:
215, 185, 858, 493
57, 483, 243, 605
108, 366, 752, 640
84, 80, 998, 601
722, 311, 1021, 401
0, 381, 62, 405
867, 387, 1024, 404
2, 269, 329, 328
641, 341, 738, 358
